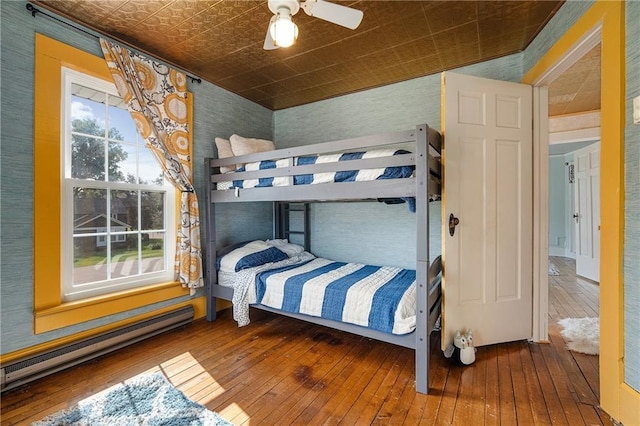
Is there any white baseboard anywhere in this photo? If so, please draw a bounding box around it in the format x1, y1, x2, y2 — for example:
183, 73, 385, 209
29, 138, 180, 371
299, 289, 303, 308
549, 246, 567, 257
548, 246, 576, 259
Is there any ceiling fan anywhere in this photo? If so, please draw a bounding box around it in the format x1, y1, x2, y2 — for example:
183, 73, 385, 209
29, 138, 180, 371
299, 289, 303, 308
264, 0, 364, 50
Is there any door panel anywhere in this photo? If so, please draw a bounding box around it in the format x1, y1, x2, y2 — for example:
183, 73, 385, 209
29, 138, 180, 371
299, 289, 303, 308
443, 72, 533, 348
574, 143, 600, 282
457, 137, 488, 304
496, 139, 521, 301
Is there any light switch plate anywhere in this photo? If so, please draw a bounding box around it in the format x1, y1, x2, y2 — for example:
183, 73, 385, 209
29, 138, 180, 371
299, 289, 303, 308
634, 95, 640, 125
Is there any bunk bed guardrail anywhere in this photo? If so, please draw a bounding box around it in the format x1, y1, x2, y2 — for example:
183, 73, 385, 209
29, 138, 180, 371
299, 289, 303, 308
206, 126, 440, 203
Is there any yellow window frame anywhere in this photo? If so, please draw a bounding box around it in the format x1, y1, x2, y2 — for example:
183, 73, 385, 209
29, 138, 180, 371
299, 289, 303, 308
33, 34, 193, 334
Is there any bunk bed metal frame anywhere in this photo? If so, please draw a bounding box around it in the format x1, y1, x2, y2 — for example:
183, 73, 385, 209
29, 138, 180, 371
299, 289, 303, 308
203, 124, 442, 394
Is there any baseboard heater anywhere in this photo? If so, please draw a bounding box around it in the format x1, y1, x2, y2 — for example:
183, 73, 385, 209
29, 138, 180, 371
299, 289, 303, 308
1, 305, 194, 392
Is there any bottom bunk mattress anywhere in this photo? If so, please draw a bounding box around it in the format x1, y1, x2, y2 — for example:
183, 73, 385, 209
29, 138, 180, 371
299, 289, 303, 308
217, 243, 417, 335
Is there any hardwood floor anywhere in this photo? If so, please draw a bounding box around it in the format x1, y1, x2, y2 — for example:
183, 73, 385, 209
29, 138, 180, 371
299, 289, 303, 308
1, 257, 612, 425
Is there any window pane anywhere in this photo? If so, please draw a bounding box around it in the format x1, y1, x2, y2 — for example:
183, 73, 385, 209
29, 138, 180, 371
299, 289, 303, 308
108, 96, 138, 143
139, 147, 164, 185
62, 71, 176, 300
142, 232, 165, 274
111, 190, 138, 230
73, 235, 108, 285
71, 84, 108, 181
110, 234, 140, 279
74, 188, 107, 234
141, 191, 165, 230
107, 140, 131, 182
71, 83, 106, 134
71, 134, 105, 180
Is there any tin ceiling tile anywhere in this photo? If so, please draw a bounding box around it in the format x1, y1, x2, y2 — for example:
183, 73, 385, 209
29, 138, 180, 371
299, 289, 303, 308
34, 0, 577, 111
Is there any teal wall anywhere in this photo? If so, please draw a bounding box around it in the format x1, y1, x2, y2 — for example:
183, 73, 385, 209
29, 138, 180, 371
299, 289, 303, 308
522, 1, 594, 75
273, 54, 521, 269
0, 1, 273, 355
623, 0, 640, 394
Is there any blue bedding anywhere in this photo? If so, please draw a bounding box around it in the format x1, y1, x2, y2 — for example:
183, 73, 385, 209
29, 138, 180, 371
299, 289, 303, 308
228, 149, 415, 210
254, 257, 417, 335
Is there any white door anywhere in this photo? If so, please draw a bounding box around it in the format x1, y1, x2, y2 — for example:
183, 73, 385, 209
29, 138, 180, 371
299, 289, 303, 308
573, 143, 600, 282
442, 72, 533, 348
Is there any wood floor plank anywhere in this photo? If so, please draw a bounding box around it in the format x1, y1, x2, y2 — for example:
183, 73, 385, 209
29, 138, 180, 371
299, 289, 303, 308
529, 341, 570, 425
309, 342, 396, 424
2, 256, 614, 426
484, 345, 501, 426
508, 341, 537, 426
577, 402, 605, 426
519, 342, 553, 425
572, 352, 600, 400
364, 346, 414, 424
286, 338, 375, 425
385, 369, 422, 425
341, 346, 405, 424
538, 336, 587, 425
468, 345, 488, 423
204, 322, 330, 415
432, 362, 462, 425
548, 328, 599, 407
450, 364, 477, 425
245, 331, 361, 424
497, 343, 518, 425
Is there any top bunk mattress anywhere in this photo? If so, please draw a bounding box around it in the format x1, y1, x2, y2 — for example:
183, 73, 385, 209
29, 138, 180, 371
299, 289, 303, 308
208, 124, 442, 204
216, 148, 413, 190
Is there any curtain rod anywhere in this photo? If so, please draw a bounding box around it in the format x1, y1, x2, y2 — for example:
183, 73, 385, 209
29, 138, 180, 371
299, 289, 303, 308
25, 3, 202, 84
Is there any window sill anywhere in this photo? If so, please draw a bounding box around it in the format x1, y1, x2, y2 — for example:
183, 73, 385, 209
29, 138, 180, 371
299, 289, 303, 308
34, 282, 190, 334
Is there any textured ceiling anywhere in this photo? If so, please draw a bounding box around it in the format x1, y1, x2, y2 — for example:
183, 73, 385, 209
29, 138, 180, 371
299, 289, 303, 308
547, 44, 601, 117
32, 0, 566, 111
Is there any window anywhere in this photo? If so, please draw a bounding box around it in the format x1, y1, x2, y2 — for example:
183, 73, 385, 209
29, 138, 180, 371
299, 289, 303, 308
60, 68, 176, 301
34, 35, 193, 334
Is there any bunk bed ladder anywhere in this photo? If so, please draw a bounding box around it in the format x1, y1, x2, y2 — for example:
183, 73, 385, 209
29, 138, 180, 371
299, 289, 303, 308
274, 202, 310, 252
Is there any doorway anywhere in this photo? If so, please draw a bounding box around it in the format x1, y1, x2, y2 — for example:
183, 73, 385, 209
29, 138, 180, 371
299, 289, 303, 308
542, 39, 602, 398
524, 2, 631, 421
546, 42, 601, 284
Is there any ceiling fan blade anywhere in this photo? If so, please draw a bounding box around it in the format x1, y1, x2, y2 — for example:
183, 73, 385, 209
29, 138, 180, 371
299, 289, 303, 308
263, 17, 279, 50
301, 0, 363, 30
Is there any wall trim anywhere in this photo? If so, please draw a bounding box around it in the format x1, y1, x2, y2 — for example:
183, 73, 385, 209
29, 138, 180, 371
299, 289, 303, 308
522, 1, 636, 423
550, 127, 600, 144
32, 33, 197, 335
1, 297, 205, 365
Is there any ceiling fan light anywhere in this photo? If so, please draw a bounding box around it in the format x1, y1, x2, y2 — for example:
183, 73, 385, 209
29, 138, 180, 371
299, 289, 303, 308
269, 10, 298, 48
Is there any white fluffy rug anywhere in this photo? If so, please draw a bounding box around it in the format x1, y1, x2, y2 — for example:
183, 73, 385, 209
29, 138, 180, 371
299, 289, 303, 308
558, 317, 599, 355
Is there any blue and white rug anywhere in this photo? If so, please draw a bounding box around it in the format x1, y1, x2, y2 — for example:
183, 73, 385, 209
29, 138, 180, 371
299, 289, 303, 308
32, 372, 233, 425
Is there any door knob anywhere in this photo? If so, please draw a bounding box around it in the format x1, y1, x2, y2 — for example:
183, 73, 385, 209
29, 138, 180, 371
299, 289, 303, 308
573, 213, 579, 223
449, 213, 460, 236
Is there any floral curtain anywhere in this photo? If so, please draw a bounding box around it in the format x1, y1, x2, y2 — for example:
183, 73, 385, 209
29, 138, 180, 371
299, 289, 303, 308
100, 39, 203, 292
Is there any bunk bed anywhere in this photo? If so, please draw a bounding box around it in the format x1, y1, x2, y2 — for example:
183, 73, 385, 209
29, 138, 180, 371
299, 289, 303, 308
203, 124, 442, 394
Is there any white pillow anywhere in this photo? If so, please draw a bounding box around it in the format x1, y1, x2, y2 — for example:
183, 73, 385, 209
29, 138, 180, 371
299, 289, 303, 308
229, 134, 275, 157
214, 137, 235, 173
218, 240, 288, 273
266, 239, 305, 257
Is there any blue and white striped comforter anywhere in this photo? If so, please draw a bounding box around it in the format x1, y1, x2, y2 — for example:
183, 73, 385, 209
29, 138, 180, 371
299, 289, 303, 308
230, 149, 414, 189
255, 257, 417, 335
